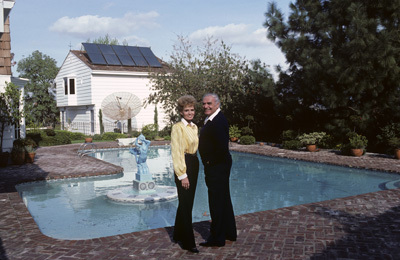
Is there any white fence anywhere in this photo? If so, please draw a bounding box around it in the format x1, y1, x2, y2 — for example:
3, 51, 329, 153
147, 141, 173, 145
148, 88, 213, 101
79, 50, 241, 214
62, 121, 137, 135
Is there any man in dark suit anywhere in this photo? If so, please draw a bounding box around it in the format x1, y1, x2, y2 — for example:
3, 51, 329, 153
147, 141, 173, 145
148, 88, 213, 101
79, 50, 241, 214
198, 93, 237, 247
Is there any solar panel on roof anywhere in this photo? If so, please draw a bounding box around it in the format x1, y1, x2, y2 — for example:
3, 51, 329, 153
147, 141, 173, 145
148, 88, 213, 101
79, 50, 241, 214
126, 46, 148, 67
118, 54, 136, 66
139, 47, 162, 67
82, 43, 162, 67
112, 45, 129, 55
98, 44, 115, 54
96, 44, 121, 65
112, 45, 136, 66
86, 52, 107, 65
82, 43, 101, 53
103, 54, 121, 65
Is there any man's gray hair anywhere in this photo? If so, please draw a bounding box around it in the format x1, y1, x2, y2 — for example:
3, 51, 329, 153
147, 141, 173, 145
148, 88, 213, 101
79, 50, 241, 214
202, 93, 220, 105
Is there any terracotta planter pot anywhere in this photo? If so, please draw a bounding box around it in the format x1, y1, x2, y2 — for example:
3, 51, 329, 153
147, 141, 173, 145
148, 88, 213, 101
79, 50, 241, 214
351, 148, 363, 157
25, 153, 36, 163
230, 137, 238, 142
306, 144, 317, 152
395, 149, 400, 159
85, 137, 93, 143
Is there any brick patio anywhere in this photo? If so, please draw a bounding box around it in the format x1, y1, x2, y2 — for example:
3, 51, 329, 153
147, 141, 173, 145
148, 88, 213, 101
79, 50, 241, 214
1, 141, 400, 259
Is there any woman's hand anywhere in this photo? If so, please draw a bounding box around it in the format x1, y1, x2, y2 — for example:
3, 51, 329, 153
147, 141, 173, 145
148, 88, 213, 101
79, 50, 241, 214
181, 177, 190, 190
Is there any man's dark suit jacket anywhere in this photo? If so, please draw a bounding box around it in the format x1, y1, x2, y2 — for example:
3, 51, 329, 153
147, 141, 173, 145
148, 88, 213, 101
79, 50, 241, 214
199, 111, 231, 166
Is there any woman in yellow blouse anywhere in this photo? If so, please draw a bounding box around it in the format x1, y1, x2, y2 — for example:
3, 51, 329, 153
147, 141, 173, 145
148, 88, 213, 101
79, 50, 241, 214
171, 95, 199, 253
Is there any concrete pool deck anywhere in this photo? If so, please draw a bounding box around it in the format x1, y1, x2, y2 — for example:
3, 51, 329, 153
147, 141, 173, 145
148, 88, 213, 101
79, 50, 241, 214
1, 141, 400, 259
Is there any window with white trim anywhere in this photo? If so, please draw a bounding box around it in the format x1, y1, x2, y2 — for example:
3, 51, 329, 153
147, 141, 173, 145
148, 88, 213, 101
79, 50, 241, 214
63, 77, 76, 95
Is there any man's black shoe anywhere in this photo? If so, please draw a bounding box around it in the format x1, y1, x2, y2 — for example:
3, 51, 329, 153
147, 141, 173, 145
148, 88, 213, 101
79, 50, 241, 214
183, 247, 199, 253
199, 241, 225, 247
226, 237, 237, 241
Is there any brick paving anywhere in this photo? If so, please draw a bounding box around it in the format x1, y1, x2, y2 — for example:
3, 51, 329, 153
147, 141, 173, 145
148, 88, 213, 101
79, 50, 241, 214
1, 141, 400, 259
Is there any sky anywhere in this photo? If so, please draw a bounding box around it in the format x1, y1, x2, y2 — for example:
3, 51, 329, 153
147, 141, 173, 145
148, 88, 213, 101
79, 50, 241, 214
9, 0, 292, 77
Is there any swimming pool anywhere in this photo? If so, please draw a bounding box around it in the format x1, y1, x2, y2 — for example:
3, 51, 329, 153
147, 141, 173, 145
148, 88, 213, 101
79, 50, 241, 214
16, 146, 400, 240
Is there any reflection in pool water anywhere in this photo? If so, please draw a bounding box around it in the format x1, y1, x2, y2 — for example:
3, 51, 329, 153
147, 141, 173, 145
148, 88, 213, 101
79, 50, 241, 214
17, 146, 399, 240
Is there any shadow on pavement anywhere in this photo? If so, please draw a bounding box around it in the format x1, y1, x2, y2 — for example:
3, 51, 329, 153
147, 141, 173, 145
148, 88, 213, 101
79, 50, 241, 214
311, 205, 400, 259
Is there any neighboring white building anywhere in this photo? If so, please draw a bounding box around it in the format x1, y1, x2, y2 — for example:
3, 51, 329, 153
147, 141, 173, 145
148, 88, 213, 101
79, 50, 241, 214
0, 0, 29, 152
55, 43, 169, 135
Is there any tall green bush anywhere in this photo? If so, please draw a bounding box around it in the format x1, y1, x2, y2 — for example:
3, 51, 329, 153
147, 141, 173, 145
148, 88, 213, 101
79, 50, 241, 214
99, 109, 104, 134
240, 135, 256, 145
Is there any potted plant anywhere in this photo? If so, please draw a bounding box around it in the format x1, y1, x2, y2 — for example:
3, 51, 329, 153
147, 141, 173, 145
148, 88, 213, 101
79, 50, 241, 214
24, 138, 37, 163
349, 133, 368, 156
387, 137, 400, 159
297, 132, 326, 152
11, 139, 26, 165
229, 125, 241, 142
25, 145, 36, 163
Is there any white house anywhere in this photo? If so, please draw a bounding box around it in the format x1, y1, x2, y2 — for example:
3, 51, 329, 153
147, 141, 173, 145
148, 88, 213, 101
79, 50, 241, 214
0, 0, 29, 152
55, 43, 169, 135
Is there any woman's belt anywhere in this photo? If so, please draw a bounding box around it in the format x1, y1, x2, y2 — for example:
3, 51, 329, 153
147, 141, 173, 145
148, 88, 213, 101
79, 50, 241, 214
185, 153, 197, 157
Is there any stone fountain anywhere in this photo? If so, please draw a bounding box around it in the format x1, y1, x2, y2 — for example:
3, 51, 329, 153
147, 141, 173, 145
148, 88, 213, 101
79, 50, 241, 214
106, 134, 178, 203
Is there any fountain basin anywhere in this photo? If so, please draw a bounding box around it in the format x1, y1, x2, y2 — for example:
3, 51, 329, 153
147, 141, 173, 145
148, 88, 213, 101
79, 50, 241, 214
106, 185, 178, 203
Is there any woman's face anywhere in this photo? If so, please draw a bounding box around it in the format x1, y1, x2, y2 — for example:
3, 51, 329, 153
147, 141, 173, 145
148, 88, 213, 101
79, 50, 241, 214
180, 105, 195, 122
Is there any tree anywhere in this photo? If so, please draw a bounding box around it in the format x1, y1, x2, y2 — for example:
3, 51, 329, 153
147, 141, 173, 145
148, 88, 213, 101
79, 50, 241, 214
147, 36, 248, 125
238, 60, 282, 140
87, 34, 119, 45
17, 51, 60, 127
264, 0, 400, 142
87, 34, 127, 45
0, 82, 22, 152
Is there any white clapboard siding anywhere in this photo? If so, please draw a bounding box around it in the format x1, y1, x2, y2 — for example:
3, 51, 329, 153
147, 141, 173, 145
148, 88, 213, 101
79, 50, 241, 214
91, 71, 166, 130
56, 51, 168, 134
56, 53, 93, 107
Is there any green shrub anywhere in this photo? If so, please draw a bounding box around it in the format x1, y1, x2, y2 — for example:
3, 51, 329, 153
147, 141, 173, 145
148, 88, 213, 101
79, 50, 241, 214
240, 135, 256, 145
141, 124, 158, 140
297, 132, 327, 145
130, 130, 141, 137
40, 131, 71, 146
281, 130, 297, 141
93, 134, 102, 140
163, 135, 171, 141
158, 126, 171, 138
101, 132, 127, 140
26, 132, 42, 147
70, 132, 86, 140
241, 126, 253, 136
376, 123, 400, 154
388, 137, 400, 150
24, 137, 37, 148
283, 140, 302, 150
318, 134, 335, 149
229, 125, 241, 139
12, 139, 25, 149
349, 133, 368, 149
44, 129, 56, 136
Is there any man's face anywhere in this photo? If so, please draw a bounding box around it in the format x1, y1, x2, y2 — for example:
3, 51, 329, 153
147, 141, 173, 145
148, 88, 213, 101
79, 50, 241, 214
202, 95, 219, 116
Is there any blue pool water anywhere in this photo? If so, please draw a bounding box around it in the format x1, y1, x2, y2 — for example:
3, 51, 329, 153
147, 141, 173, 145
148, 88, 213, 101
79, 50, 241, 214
17, 146, 400, 240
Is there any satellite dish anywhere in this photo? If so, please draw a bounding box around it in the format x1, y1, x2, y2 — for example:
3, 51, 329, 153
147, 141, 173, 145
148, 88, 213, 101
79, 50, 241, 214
101, 92, 142, 120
